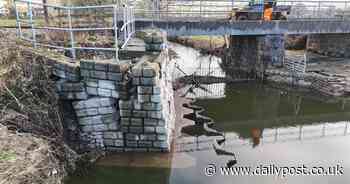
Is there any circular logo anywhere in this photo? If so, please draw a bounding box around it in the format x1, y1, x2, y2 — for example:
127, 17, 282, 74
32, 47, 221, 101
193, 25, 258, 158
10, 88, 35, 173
205, 164, 217, 176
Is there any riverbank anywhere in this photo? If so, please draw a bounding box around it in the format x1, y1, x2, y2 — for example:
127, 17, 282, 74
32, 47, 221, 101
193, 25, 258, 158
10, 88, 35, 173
0, 125, 64, 184
0, 29, 80, 184
168, 36, 226, 56
169, 35, 306, 57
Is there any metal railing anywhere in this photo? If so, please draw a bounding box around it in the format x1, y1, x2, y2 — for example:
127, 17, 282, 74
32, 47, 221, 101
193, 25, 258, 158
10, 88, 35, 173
135, 0, 350, 21
14, 0, 135, 60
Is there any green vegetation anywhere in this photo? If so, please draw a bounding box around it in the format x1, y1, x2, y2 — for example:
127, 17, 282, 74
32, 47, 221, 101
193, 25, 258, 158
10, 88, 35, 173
0, 18, 45, 27
188, 36, 225, 43
0, 18, 16, 27
0, 151, 16, 161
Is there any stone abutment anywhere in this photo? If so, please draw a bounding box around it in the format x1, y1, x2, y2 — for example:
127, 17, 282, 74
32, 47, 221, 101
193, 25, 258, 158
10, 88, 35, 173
21, 30, 176, 152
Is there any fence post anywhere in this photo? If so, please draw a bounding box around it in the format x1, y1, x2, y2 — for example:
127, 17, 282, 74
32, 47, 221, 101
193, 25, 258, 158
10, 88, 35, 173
318, 1, 321, 18
113, 5, 119, 61
28, 0, 37, 48
345, 1, 348, 20
68, 8, 76, 59
123, 4, 127, 42
199, 0, 202, 21
166, 0, 169, 21
14, 0, 22, 38
132, 8, 135, 34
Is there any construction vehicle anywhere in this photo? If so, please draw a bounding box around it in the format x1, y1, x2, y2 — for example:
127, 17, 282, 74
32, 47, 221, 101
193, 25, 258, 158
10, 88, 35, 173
229, 0, 291, 21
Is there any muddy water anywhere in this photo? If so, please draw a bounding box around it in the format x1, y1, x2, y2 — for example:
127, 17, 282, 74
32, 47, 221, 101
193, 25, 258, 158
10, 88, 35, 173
66, 44, 350, 184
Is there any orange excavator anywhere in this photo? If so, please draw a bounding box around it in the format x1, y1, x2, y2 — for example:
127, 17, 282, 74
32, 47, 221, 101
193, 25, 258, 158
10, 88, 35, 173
229, 0, 291, 21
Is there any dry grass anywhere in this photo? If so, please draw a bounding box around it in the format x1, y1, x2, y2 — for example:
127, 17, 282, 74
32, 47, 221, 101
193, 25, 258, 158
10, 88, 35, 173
0, 30, 78, 184
0, 125, 63, 184
173, 36, 226, 50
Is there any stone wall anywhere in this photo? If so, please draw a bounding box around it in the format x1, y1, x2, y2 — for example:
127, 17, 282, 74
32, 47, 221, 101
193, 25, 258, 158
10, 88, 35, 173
119, 52, 175, 152
307, 34, 350, 58
21, 30, 175, 152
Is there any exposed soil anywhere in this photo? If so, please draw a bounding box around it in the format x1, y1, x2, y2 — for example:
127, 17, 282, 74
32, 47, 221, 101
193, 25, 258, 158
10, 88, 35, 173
0, 125, 63, 184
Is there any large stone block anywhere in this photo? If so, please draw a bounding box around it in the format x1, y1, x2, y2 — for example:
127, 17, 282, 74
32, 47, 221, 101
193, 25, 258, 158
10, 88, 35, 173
138, 141, 153, 147
144, 126, 155, 133
94, 124, 108, 132
94, 61, 109, 71
80, 60, 95, 70
103, 132, 123, 139
144, 118, 158, 126
130, 118, 143, 126
92, 71, 108, 80
129, 126, 143, 133
108, 72, 123, 81
120, 110, 132, 117
101, 114, 119, 124
98, 88, 112, 97
155, 127, 167, 134
143, 67, 157, 77
98, 107, 115, 115
139, 134, 157, 141
137, 86, 153, 94
100, 98, 116, 107
126, 133, 139, 141
126, 141, 138, 147
84, 98, 101, 108
148, 111, 163, 119
140, 77, 157, 86
150, 94, 161, 103
142, 103, 162, 111
133, 110, 148, 118
98, 80, 116, 90
138, 94, 150, 103
119, 100, 132, 110
108, 123, 119, 130
78, 116, 102, 125
153, 141, 169, 149
76, 108, 99, 117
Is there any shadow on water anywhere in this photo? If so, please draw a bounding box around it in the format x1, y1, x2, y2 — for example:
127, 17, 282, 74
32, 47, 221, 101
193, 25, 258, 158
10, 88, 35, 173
180, 85, 239, 168
65, 166, 171, 184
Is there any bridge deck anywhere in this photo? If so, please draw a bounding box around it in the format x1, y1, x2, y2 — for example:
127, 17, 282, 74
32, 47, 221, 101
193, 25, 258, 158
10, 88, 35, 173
136, 20, 350, 36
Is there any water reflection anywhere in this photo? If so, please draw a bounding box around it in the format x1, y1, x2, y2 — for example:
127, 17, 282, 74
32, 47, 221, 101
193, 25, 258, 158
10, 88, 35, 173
177, 121, 350, 152
177, 83, 350, 149
181, 98, 237, 167
172, 83, 350, 184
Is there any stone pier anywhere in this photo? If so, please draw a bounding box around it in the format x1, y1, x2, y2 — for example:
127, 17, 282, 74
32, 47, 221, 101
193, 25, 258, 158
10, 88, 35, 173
222, 35, 285, 78
22, 30, 176, 152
